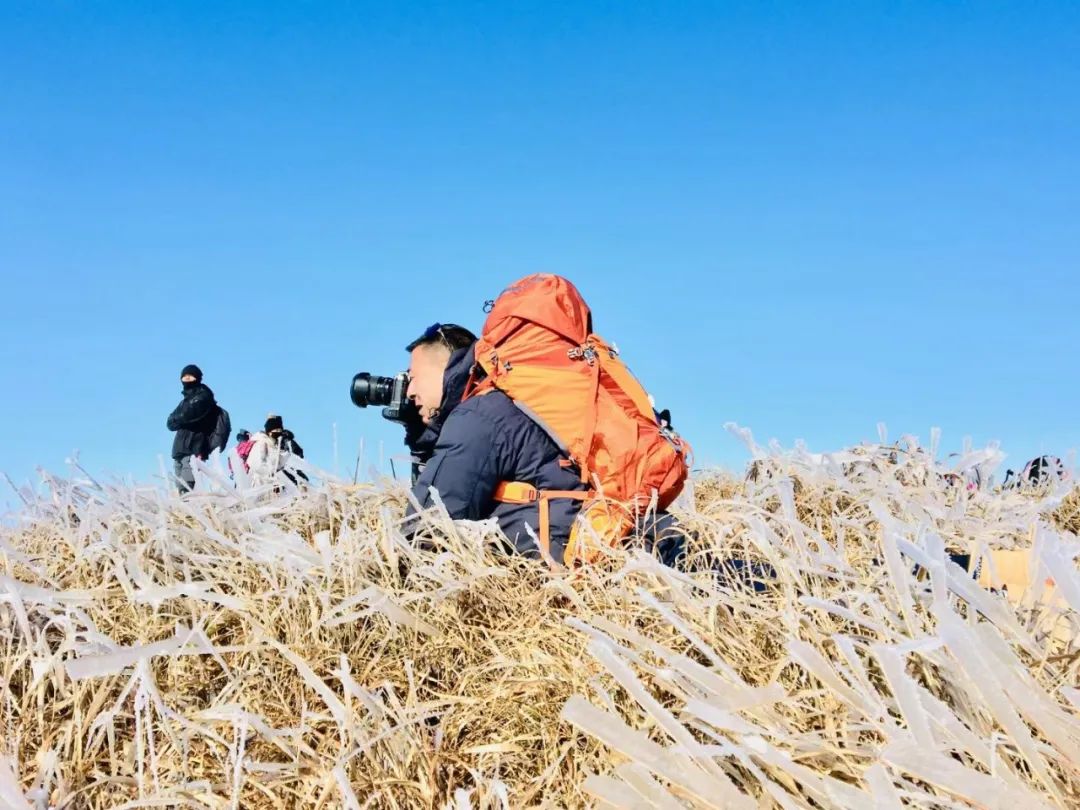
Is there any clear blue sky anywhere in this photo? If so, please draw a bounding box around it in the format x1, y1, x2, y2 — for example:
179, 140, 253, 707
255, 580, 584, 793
2, 2, 1077, 492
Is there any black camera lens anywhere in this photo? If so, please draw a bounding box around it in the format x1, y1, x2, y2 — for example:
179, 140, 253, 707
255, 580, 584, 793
350, 372, 396, 408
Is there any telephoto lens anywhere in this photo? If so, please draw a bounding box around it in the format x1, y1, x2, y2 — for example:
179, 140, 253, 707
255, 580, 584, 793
350, 372, 397, 408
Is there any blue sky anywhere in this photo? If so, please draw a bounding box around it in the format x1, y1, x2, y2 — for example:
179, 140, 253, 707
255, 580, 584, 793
1, 1, 1077, 492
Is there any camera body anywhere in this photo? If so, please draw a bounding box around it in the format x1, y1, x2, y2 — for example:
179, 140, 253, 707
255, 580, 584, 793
351, 370, 428, 483
350, 371, 415, 423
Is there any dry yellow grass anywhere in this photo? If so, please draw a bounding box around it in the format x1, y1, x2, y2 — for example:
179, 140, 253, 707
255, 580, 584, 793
1, 440, 1078, 808
1051, 486, 1080, 536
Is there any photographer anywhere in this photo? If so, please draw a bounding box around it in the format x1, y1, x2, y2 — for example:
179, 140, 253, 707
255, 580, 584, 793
248, 414, 306, 486
351, 322, 689, 568
397, 323, 587, 564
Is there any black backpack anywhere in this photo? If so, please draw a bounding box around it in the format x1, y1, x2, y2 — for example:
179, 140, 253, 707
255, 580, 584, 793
209, 406, 232, 454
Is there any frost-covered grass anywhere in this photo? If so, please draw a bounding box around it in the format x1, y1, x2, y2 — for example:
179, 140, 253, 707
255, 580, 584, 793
1, 434, 1078, 808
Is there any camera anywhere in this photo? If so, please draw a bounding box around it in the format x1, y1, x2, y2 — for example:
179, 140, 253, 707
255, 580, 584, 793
350, 371, 416, 423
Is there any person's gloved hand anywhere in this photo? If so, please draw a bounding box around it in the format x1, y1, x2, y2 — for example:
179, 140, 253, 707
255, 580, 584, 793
400, 401, 435, 462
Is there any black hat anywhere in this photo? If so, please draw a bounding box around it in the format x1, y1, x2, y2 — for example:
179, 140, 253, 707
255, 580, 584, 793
264, 414, 284, 433
180, 364, 203, 382
236, 430, 251, 443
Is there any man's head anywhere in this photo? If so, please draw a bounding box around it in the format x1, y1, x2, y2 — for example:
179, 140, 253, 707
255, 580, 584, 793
180, 364, 203, 388
405, 323, 476, 423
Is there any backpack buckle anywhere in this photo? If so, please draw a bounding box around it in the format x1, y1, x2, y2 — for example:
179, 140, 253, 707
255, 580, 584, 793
569, 343, 598, 365
660, 425, 686, 453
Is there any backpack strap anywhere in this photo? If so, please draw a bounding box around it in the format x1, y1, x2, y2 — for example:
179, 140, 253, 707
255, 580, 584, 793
493, 482, 588, 565
493, 481, 539, 504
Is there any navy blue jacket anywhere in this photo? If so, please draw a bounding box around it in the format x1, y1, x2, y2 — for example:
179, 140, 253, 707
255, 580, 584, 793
409, 344, 586, 564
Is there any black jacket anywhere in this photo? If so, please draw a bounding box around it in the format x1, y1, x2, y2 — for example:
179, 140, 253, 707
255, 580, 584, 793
408, 343, 587, 564
167, 383, 218, 460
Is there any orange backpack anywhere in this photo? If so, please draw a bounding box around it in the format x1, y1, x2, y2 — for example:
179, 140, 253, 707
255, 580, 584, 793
465, 273, 692, 564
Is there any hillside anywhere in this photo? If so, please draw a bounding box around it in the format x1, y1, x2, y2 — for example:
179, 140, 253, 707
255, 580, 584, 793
1, 440, 1078, 808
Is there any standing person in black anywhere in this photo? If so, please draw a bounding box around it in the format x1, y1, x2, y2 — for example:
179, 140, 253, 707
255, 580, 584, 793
167, 364, 226, 492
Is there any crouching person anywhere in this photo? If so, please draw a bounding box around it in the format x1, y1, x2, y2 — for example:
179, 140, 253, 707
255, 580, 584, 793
403, 323, 588, 564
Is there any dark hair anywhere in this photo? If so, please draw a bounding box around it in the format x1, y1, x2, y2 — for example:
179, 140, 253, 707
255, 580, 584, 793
406, 322, 476, 353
